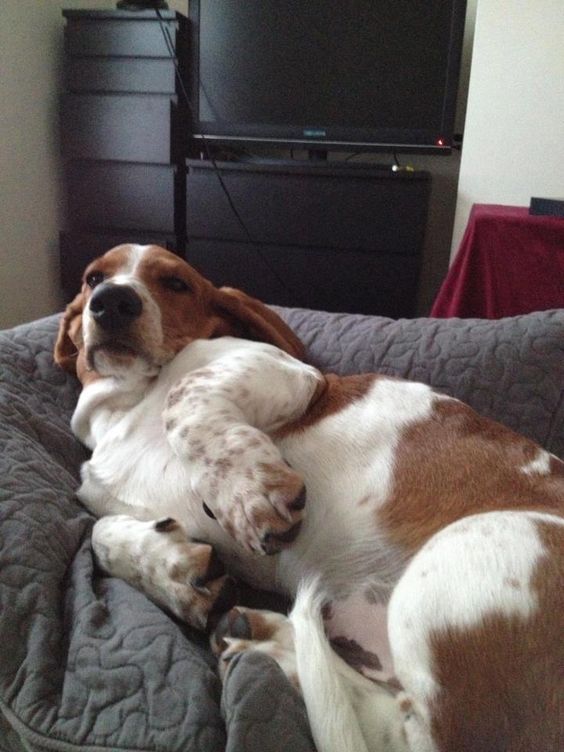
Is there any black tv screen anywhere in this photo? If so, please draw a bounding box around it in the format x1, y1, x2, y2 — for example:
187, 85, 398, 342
190, 0, 467, 153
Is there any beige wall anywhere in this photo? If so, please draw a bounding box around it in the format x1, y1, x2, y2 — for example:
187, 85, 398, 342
452, 0, 564, 258
0, 0, 185, 330
374, 0, 477, 313
0, 0, 64, 329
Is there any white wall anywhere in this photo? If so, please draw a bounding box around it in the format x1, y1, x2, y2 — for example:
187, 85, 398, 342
451, 0, 564, 258
0, 0, 186, 330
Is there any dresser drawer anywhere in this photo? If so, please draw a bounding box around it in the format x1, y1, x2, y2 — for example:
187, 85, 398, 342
187, 239, 420, 318
63, 14, 183, 58
66, 57, 177, 94
65, 162, 181, 233
62, 94, 181, 163
186, 161, 430, 255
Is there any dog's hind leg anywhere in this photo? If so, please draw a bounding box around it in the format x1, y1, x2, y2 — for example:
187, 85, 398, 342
210, 606, 300, 689
211, 602, 408, 752
291, 581, 408, 752
387, 510, 564, 752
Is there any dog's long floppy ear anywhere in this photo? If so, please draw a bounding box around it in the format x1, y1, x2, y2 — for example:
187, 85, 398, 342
213, 287, 305, 360
54, 292, 85, 374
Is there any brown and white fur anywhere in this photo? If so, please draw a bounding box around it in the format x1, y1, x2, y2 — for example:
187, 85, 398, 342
55, 243, 564, 752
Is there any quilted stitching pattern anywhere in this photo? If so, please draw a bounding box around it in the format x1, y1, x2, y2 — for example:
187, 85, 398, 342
0, 309, 563, 751
221, 652, 315, 752
0, 319, 226, 752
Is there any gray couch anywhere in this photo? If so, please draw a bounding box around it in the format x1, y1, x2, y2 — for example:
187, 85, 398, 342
1, 308, 563, 752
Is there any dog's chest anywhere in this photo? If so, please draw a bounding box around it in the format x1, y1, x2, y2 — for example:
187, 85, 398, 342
79, 383, 279, 587
86, 392, 193, 512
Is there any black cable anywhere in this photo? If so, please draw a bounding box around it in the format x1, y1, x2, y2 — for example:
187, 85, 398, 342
154, 9, 251, 240
154, 8, 300, 300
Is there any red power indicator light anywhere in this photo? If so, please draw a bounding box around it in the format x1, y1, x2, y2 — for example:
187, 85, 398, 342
436, 138, 445, 146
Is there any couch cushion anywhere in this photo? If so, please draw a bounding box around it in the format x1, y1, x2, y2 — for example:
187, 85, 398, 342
0, 308, 562, 752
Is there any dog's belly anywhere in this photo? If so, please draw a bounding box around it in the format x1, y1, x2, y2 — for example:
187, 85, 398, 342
271, 406, 415, 682
325, 591, 396, 684
274, 414, 409, 596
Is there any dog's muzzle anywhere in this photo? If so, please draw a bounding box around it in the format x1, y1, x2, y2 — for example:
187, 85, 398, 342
89, 283, 143, 332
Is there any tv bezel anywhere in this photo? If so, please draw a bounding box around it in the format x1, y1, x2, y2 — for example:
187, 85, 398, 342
188, 0, 467, 155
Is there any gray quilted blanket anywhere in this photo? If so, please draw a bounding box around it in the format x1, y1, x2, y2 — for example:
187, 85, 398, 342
1, 308, 563, 752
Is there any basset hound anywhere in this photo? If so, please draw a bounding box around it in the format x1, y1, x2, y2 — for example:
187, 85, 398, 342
55, 243, 564, 752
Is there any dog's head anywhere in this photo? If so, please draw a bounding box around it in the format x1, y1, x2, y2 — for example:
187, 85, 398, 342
54, 244, 304, 382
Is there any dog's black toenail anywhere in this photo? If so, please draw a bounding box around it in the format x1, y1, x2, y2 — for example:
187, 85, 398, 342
155, 517, 177, 532
203, 502, 216, 520
205, 579, 239, 634
190, 582, 211, 596
193, 549, 225, 586
230, 612, 252, 640
261, 533, 274, 555
261, 520, 303, 554
210, 611, 232, 645
289, 487, 307, 511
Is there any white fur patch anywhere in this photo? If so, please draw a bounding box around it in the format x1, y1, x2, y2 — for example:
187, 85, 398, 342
277, 379, 436, 594
388, 510, 559, 717
127, 244, 151, 274
521, 449, 551, 475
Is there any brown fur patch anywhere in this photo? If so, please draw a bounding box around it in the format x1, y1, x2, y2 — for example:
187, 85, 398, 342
378, 398, 564, 552
166, 387, 186, 407
259, 462, 304, 500
550, 455, 564, 477
399, 697, 413, 714
132, 247, 304, 359
275, 373, 380, 437
427, 517, 564, 752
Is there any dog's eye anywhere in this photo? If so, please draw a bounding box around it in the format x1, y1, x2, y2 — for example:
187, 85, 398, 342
160, 276, 190, 293
86, 271, 104, 289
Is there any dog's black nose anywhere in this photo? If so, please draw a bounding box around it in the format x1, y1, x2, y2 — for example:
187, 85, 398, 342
89, 283, 143, 331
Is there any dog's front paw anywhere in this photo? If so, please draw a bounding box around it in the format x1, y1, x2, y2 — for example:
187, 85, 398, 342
92, 516, 237, 630
200, 456, 306, 555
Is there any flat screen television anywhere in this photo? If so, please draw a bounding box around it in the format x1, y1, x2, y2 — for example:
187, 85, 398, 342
189, 0, 467, 155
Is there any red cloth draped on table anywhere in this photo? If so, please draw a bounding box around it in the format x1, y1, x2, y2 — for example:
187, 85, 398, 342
431, 204, 564, 318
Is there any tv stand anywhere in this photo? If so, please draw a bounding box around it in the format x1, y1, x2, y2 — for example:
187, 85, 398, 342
307, 148, 329, 161
58, 9, 431, 318
59, 9, 188, 292
185, 158, 431, 317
